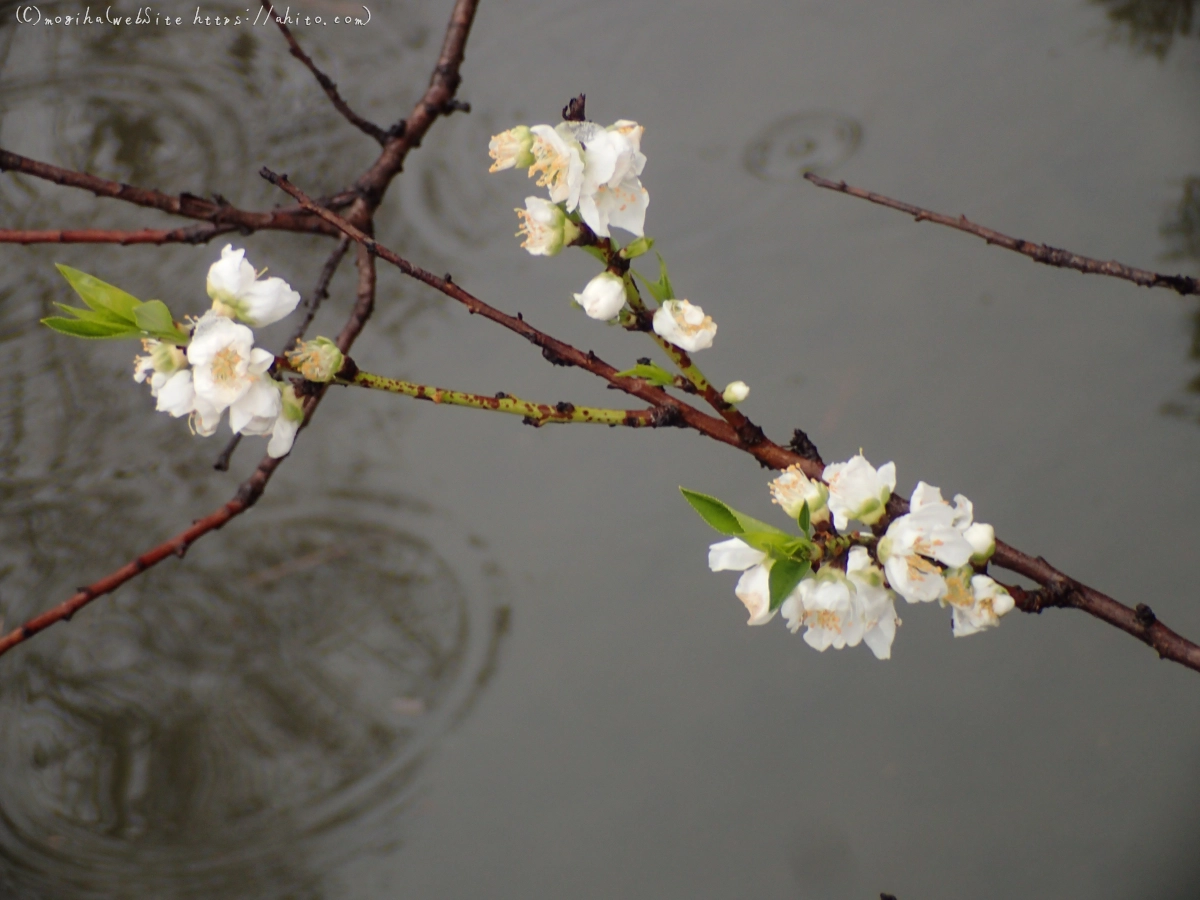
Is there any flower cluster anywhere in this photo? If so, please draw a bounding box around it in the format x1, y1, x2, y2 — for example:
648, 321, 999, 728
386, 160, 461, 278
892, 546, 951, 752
490, 116, 723, 352
699, 453, 1013, 660
490, 119, 649, 242
131, 245, 305, 457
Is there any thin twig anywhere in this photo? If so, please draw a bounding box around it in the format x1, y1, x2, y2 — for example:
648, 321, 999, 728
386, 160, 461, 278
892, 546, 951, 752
805, 172, 1200, 297
262, 169, 805, 472
285, 235, 352, 352
0, 149, 335, 236
0, 224, 239, 245
337, 366, 663, 427
262, 0, 390, 144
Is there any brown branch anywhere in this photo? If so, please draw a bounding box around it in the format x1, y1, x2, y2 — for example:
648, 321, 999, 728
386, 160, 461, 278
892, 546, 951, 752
0, 224, 240, 245
262, 168, 813, 474
261, 0, 390, 145
0, 0, 481, 660
996, 543, 1200, 671
267, 169, 1200, 675
805, 172, 1200, 297
0, 148, 336, 237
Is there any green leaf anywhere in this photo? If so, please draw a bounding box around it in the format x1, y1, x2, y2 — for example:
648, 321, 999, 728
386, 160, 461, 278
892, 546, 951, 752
797, 501, 811, 537
680, 488, 743, 535
632, 252, 676, 303
134, 300, 187, 343
768, 558, 812, 612
580, 245, 608, 264
40, 316, 143, 339
618, 236, 655, 260
55, 264, 141, 322
52, 302, 132, 327
614, 362, 676, 387
728, 509, 788, 539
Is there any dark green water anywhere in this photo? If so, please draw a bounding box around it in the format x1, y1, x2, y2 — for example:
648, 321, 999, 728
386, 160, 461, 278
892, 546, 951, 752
1, 1, 1198, 897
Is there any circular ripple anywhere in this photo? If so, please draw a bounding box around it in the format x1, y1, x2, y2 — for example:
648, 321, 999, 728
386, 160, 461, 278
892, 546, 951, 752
0, 495, 507, 898
743, 112, 862, 181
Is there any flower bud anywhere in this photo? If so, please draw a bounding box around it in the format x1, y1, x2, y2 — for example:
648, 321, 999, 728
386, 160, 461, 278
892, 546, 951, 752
722, 380, 750, 404
286, 337, 344, 383
573, 272, 627, 320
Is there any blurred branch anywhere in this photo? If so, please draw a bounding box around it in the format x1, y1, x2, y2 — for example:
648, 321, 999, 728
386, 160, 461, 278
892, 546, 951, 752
0, 224, 241, 245
805, 172, 1200, 296
0, 149, 335, 236
262, 0, 391, 144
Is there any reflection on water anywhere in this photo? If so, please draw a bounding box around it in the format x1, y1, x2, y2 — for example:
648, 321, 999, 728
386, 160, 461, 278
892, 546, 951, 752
0, 491, 509, 899
1093, 0, 1196, 57
1157, 178, 1200, 420
742, 111, 861, 181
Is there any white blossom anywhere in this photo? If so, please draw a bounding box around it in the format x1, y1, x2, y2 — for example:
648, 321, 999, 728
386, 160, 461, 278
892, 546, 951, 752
708, 537, 777, 626
267, 383, 305, 458
876, 484, 975, 606
722, 380, 750, 404
822, 453, 896, 529
942, 571, 1016, 637
515, 196, 580, 257
528, 124, 585, 209
573, 272, 627, 320
186, 311, 276, 435
768, 463, 830, 524
133, 339, 188, 396
791, 570, 865, 652
488, 125, 535, 172
154, 369, 197, 419
652, 299, 716, 352
206, 245, 302, 327
560, 119, 649, 237
846, 547, 900, 660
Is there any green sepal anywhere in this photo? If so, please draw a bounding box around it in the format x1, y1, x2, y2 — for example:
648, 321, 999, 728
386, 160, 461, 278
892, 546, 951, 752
797, 501, 812, 538
680, 488, 742, 535
55, 264, 140, 323
614, 362, 676, 387
134, 300, 189, 344
768, 557, 812, 612
619, 236, 655, 260
632, 252, 676, 303
40, 316, 143, 339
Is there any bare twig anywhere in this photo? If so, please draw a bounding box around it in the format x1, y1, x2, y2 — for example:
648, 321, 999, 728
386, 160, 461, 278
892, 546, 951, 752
261, 0, 391, 144
0, 224, 240, 245
805, 172, 1200, 296
0, 149, 336, 237
262, 169, 809, 473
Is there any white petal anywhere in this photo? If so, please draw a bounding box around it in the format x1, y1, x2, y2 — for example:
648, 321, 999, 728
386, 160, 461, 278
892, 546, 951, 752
267, 413, 301, 458
708, 538, 766, 572
155, 370, 195, 418
735, 563, 777, 626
